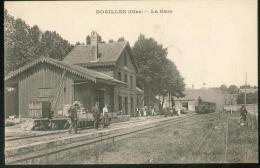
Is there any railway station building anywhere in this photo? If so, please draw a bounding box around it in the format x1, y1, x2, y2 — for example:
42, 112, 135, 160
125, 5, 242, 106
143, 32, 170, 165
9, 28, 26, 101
5, 31, 143, 119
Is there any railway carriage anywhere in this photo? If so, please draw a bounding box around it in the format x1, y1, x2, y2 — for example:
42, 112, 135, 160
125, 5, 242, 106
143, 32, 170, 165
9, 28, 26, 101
195, 102, 216, 114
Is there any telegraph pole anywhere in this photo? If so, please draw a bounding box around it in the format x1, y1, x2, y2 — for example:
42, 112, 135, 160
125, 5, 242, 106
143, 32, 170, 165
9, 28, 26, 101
244, 72, 247, 105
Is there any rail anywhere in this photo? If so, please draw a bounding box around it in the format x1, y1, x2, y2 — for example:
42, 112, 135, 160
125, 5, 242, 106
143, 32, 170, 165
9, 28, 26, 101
5, 113, 218, 164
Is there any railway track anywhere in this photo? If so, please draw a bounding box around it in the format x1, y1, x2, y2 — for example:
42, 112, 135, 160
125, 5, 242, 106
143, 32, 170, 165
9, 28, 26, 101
5, 116, 154, 142
6, 114, 218, 164
6, 115, 170, 142
5, 114, 216, 146
167, 112, 220, 162
5, 115, 181, 148
6, 115, 196, 150
6, 113, 217, 142
191, 112, 245, 163
5, 113, 218, 164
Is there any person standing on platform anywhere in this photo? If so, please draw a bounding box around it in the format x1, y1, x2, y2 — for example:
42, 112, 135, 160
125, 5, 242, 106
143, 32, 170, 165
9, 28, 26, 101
68, 101, 80, 134
176, 103, 181, 116
102, 104, 109, 128
143, 106, 147, 117
92, 102, 101, 129
136, 107, 140, 119
151, 106, 155, 116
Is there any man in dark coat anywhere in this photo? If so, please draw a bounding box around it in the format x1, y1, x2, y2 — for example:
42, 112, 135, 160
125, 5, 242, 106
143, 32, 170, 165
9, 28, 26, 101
92, 102, 101, 129
68, 102, 79, 134
240, 105, 248, 124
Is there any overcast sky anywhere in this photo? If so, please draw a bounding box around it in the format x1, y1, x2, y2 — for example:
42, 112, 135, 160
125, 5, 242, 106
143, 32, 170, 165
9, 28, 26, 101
5, 0, 257, 89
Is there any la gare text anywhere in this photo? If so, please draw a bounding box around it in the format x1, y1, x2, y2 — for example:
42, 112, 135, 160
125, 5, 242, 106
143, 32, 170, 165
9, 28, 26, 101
96, 9, 173, 14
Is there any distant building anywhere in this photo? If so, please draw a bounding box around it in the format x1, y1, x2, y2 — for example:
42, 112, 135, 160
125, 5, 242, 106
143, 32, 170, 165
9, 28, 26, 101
174, 98, 196, 112
239, 88, 258, 94
155, 88, 226, 112
173, 88, 226, 111
224, 94, 238, 105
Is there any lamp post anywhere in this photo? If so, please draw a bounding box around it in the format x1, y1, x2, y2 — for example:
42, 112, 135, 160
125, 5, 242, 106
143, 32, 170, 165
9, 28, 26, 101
244, 72, 247, 106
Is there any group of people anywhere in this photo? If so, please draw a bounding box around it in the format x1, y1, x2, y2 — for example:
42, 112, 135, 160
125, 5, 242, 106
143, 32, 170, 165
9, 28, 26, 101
135, 106, 157, 118
91, 102, 109, 130
135, 105, 182, 118
67, 101, 110, 134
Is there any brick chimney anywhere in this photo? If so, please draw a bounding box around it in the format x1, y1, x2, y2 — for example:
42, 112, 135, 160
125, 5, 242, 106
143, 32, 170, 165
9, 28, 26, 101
89, 31, 99, 60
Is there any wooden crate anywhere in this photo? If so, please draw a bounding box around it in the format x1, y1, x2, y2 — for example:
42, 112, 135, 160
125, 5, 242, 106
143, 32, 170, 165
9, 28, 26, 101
29, 101, 51, 118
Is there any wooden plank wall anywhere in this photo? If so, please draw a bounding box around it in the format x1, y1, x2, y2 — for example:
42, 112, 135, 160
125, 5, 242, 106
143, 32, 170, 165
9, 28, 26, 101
18, 63, 74, 118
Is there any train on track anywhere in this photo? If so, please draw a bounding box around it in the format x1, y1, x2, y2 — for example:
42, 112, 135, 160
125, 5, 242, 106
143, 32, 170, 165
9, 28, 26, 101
195, 101, 216, 114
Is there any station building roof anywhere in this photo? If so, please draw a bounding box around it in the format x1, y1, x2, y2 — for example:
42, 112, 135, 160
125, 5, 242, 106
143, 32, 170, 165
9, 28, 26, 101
63, 41, 139, 72
5, 57, 126, 86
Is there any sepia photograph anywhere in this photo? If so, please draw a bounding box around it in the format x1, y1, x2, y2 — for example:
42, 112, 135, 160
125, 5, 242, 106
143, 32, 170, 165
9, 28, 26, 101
3, 0, 258, 165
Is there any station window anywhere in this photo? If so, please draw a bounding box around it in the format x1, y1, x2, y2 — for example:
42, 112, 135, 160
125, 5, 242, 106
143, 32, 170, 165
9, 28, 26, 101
130, 97, 134, 116
130, 76, 133, 89
124, 74, 128, 84
125, 97, 128, 114
118, 96, 122, 110
118, 72, 122, 81
124, 54, 127, 66
38, 88, 52, 98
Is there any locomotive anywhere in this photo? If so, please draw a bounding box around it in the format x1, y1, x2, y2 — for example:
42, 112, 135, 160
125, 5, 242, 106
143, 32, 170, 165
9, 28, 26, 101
195, 101, 216, 114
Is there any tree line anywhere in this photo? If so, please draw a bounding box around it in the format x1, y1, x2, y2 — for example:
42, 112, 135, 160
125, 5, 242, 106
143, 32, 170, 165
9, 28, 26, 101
219, 84, 258, 104
4, 9, 186, 109
4, 9, 74, 74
